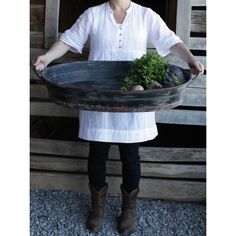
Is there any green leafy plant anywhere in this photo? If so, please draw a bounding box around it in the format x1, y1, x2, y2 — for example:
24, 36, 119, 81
172, 75, 182, 86
121, 53, 168, 91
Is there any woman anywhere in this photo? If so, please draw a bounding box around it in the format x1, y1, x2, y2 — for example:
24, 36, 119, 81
34, 0, 204, 234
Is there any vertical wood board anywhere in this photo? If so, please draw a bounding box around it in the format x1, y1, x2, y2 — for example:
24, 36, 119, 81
176, 0, 192, 46
45, 0, 60, 48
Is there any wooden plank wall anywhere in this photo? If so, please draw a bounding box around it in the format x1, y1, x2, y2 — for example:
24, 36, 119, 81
30, 0, 45, 48
30, 138, 206, 201
30, 0, 206, 201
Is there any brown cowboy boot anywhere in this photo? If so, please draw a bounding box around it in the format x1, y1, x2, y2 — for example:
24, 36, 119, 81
118, 184, 139, 235
86, 183, 108, 232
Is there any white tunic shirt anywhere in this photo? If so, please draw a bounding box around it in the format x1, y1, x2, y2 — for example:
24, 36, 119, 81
59, 1, 182, 143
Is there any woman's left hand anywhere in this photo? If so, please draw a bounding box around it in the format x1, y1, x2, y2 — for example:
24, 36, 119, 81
188, 57, 204, 75
169, 43, 205, 75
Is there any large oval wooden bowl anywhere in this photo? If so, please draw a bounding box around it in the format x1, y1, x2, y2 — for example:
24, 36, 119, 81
39, 61, 195, 112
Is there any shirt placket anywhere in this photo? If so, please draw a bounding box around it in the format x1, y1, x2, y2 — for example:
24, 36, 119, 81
118, 25, 123, 49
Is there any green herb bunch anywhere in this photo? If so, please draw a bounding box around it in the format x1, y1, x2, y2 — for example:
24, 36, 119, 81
172, 75, 182, 86
121, 53, 168, 91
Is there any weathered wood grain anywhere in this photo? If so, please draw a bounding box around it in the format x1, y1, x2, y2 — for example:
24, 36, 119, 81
30, 100, 79, 117
45, 0, 60, 48
187, 74, 206, 88
189, 37, 206, 50
30, 171, 206, 201
192, 0, 206, 7
155, 109, 206, 126
183, 88, 206, 107
30, 101, 206, 125
31, 0, 45, 4
176, 0, 191, 46
30, 4, 45, 32
30, 154, 206, 179
30, 32, 44, 48
30, 84, 49, 98
191, 10, 206, 33
30, 138, 206, 162
175, 0, 206, 54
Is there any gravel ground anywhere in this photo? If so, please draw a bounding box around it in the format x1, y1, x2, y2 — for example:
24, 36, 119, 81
30, 189, 206, 236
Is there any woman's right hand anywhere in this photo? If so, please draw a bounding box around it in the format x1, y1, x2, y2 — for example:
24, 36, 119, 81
33, 41, 71, 71
33, 54, 50, 71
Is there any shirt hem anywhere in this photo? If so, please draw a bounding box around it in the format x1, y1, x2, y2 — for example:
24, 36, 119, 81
79, 127, 158, 143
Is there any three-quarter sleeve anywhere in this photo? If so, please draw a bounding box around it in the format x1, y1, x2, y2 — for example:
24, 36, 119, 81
59, 8, 92, 53
147, 9, 182, 57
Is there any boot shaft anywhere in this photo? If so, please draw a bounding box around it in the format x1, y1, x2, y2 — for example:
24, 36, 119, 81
121, 184, 139, 211
118, 184, 139, 234
87, 183, 108, 232
89, 183, 108, 208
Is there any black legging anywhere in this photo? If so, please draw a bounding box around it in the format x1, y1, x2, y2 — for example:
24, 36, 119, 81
88, 141, 141, 193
